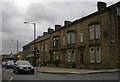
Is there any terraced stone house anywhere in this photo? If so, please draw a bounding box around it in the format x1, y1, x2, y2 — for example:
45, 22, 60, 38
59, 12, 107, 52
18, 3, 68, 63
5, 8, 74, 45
23, 1, 120, 69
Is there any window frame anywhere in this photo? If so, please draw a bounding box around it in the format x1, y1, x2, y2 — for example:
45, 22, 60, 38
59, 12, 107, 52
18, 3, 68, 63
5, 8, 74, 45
89, 25, 95, 40
62, 36, 65, 46
67, 49, 75, 62
90, 47, 95, 63
95, 24, 100, 39
96, 47, 101, 63
80, 30, 84, 42
67, 32, 75, 44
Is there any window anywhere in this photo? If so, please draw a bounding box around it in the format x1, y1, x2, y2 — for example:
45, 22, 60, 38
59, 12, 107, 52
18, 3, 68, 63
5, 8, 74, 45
41, 46, 43, 52
53, 51, 58, 60
67, 49, 75, 62
95, 24, 100, 39
67, 50, 71, 62
90, 47, 95, 63
53, 37, 59, 47
89, 25, 94, 40
96, 47, 100, 63
62, 36, 65, 46
80, 30, 84, 42
90, 47, 101, 63
89, 24, 100, 40
67, 32, 75, 44
45, 44, 48, 51
117, 7, 120, 16
67, 33, 71, 44
71, 32, 75, 43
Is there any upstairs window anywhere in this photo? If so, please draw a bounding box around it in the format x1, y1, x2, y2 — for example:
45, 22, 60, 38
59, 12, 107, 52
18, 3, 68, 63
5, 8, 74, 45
45, 44, 48, 51
89, 23, 100, 40
80, 30, 84, 42
89, 25, 95, 40
117, 7, 120, 16
62, 36, 65, 46
67, 32, 75, 44
53, 36, 59, 47
95, 24, 100, 39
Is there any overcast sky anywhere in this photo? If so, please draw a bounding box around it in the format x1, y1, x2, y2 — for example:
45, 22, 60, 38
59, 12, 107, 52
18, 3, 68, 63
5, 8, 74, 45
1, 0, 119, 55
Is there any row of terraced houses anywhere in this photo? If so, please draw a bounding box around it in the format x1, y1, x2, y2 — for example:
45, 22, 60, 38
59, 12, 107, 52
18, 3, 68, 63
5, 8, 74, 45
23, 1, 120, 69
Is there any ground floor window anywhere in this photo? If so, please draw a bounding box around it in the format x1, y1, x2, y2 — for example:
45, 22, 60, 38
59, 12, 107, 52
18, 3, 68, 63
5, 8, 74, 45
53, 51, 58, 60
96, 47, 100, 63
90, 47, 101, 63
90, 47, 95, 63
67, 49, 75, 62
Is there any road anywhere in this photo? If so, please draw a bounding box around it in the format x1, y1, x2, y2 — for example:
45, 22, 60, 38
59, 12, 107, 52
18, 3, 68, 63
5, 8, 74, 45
2, 67, 119, 81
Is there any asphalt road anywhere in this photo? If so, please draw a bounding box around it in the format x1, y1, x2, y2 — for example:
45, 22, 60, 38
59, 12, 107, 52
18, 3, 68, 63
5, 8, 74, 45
2, 67, 119, 81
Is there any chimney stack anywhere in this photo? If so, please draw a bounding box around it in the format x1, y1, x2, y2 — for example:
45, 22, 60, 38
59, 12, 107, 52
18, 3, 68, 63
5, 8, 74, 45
37, 36, 42, 38
97, 1, 107, 11
43, 32, 48, 35
55, 25, 61, 31
64, 21, 71, 26
48, 27, 54, 33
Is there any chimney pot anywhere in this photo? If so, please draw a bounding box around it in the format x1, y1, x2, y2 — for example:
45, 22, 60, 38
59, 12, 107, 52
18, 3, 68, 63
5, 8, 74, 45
48, 27, 54, 33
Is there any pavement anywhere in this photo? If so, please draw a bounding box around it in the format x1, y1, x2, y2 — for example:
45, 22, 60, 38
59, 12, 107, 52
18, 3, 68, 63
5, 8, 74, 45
34, 66, 120, 74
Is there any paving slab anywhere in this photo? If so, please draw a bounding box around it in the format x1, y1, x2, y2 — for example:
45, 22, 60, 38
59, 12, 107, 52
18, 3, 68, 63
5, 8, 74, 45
34, 67, 120, 74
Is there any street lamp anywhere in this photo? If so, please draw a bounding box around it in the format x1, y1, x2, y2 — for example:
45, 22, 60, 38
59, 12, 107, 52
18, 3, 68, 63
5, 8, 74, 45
24, 21, 37, 67
11, 40, 19, 60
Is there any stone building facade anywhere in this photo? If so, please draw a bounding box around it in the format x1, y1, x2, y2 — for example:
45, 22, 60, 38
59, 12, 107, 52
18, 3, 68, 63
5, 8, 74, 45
23, 1, 120, 68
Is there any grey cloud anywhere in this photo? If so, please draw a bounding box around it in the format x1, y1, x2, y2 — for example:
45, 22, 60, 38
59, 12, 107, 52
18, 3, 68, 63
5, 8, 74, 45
2, 1, 119, 54
25, 2, 59, 23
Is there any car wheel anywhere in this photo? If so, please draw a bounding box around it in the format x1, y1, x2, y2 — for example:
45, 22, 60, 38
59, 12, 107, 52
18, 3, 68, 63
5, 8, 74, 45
30, 71, 34, 75
15, 69, 19, 74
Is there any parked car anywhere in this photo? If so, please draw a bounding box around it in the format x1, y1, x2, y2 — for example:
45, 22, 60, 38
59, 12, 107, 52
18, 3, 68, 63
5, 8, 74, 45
5, 61, 14, 68
2, 61, 6, 67
13, 60, 34, 74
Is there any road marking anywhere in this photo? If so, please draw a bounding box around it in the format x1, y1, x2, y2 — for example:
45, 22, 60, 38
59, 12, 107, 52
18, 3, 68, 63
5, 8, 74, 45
9, 77, 13, 82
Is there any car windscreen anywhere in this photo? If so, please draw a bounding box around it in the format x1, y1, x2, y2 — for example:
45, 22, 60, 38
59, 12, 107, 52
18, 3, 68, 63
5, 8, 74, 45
7, 61, 14, 64
17, 61, 31, 65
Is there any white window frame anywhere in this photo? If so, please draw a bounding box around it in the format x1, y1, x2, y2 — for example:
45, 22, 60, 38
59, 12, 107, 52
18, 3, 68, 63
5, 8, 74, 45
67, 50, 71, 62
53, 38, 56, 47
67, 49, 75, 62
90, 47, 95, 63
89, 25, 95, 40
80, 30, 84, 42
67, 32, 75, 44
67, 33, 71, 44
96, 47, 101, 63
95, 24, 100, 39
71, 50, 75, 62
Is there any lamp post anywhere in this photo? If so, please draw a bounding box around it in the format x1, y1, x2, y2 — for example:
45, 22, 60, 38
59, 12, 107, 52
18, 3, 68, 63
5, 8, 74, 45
24, 22, 37, 67
11, 40, 19, 60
